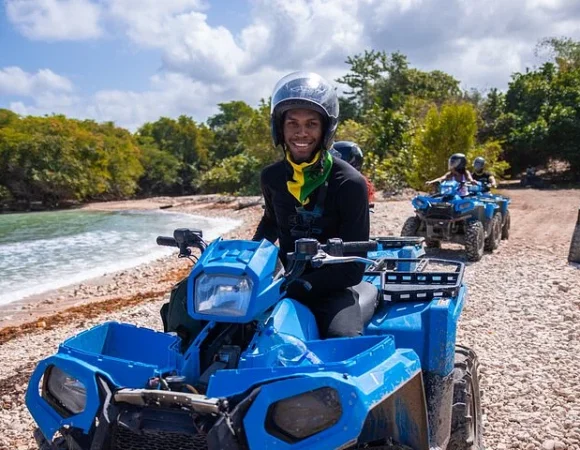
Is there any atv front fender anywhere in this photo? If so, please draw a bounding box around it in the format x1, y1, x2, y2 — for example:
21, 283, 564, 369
25, 354, 105, 441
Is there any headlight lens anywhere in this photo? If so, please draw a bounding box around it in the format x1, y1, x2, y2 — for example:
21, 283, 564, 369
43, 366, 87, 416
195, 273, 253, 317
267, 387, 342, 442
457, 201, 473, 211
413, 198, 427, 209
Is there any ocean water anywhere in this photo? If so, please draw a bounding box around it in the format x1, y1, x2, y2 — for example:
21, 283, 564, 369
0, 209, 241, 306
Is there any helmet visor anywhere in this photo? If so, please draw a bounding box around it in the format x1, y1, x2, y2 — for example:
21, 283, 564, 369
448, 158, 461, 170
271, 72, 339, 120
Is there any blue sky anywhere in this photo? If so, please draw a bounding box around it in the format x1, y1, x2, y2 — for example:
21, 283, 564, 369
1, 0, 580, 130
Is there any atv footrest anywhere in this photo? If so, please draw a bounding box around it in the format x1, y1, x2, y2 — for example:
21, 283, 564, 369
379, 258, 464, 302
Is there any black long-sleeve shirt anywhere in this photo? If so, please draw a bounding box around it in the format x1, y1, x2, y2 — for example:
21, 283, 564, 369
253, 156, 370, 300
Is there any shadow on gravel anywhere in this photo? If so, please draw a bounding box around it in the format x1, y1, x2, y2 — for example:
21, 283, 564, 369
424, 247, 468, 262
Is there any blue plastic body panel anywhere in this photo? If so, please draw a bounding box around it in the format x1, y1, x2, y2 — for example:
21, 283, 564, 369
26, 322, 184, 436
366, 285, 466, 376
187, 238, 282, 323
242, 346, 423, 449
26, 236, 467, 449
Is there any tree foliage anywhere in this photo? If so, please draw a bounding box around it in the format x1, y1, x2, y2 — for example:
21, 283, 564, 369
7, 37, 580, 209
0, 112, 143, 208
407, 103, 478, 189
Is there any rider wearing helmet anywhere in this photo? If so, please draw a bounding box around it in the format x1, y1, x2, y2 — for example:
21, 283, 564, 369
331, 141, 364, 171
472, 156, 497, 191
331, 141, 375, 204
426, 153, 475, 196
253, 72, 370, 338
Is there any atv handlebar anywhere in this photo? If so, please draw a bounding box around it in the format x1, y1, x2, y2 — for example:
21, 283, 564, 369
156, 228, 206, 257
157, 236, 178, 247
340, 240, 379, 254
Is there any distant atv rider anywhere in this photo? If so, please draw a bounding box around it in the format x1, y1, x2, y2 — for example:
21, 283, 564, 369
472, 156, 497, 192
426, 153, 474, 196
252, 72, 370, 338
330, 140, 376, 205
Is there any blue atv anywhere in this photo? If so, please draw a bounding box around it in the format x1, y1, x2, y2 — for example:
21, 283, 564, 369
402, 180, 503, 261
26, 228, 482, 450
467, 182, 511, 241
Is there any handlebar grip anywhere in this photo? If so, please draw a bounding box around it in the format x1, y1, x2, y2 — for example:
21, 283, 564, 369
342, 241, 378, 254
156, 236, 178, 247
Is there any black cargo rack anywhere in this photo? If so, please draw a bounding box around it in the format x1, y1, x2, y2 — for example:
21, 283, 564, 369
371, 236, 425, 248
367, 258, 464, 302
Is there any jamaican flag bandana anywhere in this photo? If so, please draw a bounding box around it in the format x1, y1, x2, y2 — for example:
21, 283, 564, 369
285, 150, 333, 205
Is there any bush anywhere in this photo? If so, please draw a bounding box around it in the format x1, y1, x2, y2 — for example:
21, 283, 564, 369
200, 154, 263, 195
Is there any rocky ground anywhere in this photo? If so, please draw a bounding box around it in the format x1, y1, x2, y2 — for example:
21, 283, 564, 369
0, 188, 579, 449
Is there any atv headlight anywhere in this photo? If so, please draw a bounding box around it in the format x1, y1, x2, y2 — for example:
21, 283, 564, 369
456, 201, 474, 212
267, 387, 342, 442
42, 365, 87, 416
195, 273, 254, 317
412, 198, 429, 209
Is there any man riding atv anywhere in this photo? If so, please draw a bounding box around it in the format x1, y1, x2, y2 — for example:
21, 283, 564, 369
253, 72, 371, 338
472, 156, 497, 192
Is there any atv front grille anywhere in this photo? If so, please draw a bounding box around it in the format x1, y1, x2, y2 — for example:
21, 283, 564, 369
425, 204, 454, 219
111, 426, 208, 450
107, 404, 213, 450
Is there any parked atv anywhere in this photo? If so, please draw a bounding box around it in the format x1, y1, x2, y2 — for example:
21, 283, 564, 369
26, 228, 482, 449
520, 167, 544, 189
402, 180, 503, 261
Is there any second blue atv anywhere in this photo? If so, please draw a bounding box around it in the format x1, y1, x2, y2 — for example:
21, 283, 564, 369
468, 182, 511, 241
26, 229, 482, 449
402, 180, 504, 261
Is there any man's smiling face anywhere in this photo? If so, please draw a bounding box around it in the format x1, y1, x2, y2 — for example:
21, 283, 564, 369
283, 108, 323, 163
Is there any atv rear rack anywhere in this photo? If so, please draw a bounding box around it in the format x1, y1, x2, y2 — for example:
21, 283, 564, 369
371, 236, 425, 247
368, 258, 464, 302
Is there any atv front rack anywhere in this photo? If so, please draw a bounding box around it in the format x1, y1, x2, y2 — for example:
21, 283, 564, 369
368, 258, 464, 302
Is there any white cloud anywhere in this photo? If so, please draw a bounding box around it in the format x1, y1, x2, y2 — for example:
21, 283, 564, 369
5, 0, 580, 129
8, 71, 237, 131
0, 67, 74, 96
5, 0, 102, 40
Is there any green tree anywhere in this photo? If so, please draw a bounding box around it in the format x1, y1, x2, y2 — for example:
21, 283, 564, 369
501, 52, 580, 174
0, 114, 144, 207
207, 101, 255, 161
408, 102, 478, 189
536, 37, 580, 72
136, 115, 209, 193
137, 137, 182, 195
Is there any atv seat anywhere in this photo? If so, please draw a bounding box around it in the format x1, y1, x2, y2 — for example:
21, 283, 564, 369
353, 281, 379, 325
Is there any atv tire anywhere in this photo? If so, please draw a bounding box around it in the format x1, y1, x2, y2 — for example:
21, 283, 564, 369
464, 221, 484, 262
484, 213, 502, 252
568, 213, 580, 263
448, 345, 483, 450
501, 210, 510, 240
401, 216, 421, 237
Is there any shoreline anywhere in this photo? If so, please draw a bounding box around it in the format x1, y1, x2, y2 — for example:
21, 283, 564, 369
0, 194, 264, 336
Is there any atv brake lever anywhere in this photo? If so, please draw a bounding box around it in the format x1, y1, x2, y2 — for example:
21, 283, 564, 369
310, 253, 376, 268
